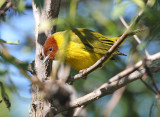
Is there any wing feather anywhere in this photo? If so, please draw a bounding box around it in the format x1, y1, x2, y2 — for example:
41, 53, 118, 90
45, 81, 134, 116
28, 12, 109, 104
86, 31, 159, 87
70, 28, 124, 55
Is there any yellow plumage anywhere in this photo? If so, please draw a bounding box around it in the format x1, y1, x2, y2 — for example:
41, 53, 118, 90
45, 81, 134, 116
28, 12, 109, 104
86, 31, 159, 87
52, 28, 121, 70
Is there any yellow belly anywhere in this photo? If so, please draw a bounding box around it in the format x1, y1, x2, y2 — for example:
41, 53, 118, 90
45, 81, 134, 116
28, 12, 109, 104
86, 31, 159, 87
65, 42, 102, 70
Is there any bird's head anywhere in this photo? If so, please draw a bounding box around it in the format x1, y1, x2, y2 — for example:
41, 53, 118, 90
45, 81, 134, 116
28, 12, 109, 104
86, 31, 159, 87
43, 36, 58, 63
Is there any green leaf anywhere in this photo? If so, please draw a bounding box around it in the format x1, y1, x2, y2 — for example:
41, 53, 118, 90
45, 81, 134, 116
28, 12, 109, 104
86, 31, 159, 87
17, 0, 25, 13
0, 39, 19, 45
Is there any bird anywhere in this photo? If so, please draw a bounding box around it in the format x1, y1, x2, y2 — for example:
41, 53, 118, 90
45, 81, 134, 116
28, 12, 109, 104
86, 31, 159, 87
43, 28, 142, 70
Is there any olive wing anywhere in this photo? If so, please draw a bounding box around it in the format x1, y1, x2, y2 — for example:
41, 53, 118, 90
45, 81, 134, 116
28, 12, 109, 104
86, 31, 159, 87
71, 28, 122, 55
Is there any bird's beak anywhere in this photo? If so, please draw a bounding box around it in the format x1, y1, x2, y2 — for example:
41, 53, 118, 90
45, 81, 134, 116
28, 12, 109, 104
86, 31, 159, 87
43, 54, 50, 64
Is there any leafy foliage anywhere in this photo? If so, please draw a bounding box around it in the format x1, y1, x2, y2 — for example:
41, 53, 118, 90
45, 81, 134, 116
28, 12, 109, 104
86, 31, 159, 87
0, 0, 160, 117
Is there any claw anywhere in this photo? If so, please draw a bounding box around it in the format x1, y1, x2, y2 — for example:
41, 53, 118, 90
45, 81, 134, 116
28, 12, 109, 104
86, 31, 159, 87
79, 69, 88, 79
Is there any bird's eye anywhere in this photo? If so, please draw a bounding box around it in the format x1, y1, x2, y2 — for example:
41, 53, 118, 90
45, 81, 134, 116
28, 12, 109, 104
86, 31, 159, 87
49, 47, 53, 52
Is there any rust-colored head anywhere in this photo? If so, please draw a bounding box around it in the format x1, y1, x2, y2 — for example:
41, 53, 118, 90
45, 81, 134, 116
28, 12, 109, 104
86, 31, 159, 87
43, 36, 58, 63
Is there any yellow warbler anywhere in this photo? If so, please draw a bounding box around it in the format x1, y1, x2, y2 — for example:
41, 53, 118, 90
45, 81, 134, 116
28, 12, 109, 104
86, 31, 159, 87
43, 28, 142, 70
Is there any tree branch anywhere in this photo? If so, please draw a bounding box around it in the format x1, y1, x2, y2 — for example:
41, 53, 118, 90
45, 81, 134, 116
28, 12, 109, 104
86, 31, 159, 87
140, 77, 158, 94
143, 59, 160, 94
119, 16, 150, 56
55, 52, 160, 114
0, 44, 36, 75
0, 1, 12, 16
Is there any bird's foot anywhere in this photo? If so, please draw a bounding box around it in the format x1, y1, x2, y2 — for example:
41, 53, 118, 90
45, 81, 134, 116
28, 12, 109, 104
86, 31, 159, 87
79, 69, 88, 79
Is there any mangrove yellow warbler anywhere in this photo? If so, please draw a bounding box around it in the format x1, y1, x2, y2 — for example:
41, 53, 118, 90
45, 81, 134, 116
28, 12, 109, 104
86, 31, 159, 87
43, 28, 141, 70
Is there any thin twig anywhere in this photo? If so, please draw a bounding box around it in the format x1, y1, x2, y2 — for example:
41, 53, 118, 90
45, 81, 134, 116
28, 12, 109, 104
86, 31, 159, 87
0, 44, 42, 86
143, 59, 160, 94
0, 1, 12, 16
140, 77, 158, 95
150, 75, 160, 94
0, 44, 36, 74
120, 16, 142, 44
149, 101, 155, 117
119, 16, 150, 57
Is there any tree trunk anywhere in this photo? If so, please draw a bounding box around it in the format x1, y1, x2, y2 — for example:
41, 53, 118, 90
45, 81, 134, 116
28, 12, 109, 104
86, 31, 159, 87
30, 0, 61, 116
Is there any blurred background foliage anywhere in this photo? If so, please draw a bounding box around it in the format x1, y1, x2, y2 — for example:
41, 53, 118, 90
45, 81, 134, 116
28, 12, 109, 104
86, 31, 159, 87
0, 0, 160, 117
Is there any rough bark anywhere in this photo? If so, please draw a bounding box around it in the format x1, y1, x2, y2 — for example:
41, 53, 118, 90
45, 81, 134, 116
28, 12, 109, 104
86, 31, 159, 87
30, 0, 61, 117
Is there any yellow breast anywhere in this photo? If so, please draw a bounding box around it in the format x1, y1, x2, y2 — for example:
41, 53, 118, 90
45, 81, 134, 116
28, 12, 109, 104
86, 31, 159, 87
65, 41, 102, 70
